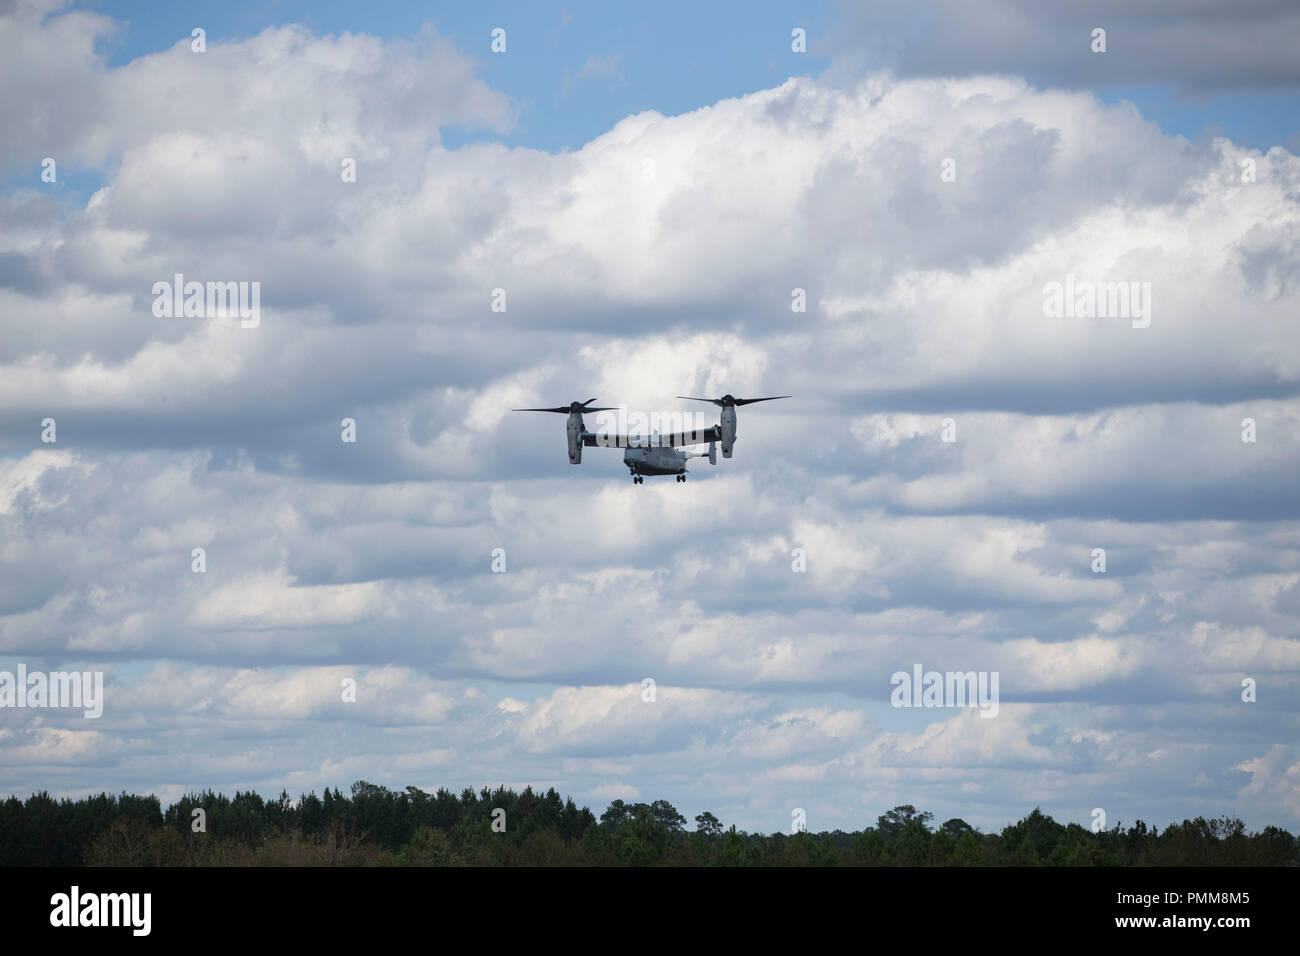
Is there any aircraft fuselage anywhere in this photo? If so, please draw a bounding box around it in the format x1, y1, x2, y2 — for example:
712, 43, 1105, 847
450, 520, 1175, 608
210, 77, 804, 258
624, 445, 693, 476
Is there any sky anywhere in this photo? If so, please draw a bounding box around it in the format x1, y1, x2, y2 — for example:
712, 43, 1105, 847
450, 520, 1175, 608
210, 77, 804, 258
1, 0, 1298, 836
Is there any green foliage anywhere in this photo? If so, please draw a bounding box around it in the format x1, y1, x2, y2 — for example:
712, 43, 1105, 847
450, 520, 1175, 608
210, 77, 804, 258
694, 810, 723, 838
400, 825, 458, 866
1, 785, 1294, 866
610, 808, 670, 865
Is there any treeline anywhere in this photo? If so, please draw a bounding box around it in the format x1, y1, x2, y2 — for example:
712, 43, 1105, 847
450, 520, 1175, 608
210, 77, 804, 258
1, 783, 1295, 866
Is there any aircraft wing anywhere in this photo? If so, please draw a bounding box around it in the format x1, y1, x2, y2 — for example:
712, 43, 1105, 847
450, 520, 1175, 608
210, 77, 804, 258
582, 426, 721, 448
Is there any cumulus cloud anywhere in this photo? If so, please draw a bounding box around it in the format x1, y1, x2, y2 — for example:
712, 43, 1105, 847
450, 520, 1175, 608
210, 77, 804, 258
1, 3, 1297, 833
828, 0, 1300, 93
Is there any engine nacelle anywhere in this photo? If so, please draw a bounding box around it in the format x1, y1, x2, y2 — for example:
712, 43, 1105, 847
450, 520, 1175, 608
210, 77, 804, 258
567, 415, 583, 464
720, 405, 736, 458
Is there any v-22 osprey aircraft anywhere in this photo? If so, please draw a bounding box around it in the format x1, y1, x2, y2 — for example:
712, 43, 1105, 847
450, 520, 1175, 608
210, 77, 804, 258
513, 394, 789, 483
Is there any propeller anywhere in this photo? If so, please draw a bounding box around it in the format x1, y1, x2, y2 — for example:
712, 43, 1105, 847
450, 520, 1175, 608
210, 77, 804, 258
677, 394, 791, 407
513, 398, 617, 414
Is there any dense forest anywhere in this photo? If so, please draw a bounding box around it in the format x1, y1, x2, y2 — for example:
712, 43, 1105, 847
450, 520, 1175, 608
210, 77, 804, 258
1, 782, 1295, 866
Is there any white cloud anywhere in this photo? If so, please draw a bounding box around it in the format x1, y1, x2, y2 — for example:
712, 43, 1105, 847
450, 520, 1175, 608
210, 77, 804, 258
1, 4, 1297, 834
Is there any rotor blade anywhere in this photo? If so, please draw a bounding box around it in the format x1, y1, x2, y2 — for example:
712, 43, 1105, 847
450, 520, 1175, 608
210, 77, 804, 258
512, 407, 572, 413
581, 407, 618, 413
677, 396, 725, 406
733, 395, 791, 406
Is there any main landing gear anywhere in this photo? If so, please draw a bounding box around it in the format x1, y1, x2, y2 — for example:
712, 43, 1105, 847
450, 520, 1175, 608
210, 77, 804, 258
630, 474, 685, 484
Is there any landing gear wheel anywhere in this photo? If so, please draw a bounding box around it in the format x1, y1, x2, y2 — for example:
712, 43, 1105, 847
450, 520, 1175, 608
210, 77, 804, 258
633, 475, 642, 484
